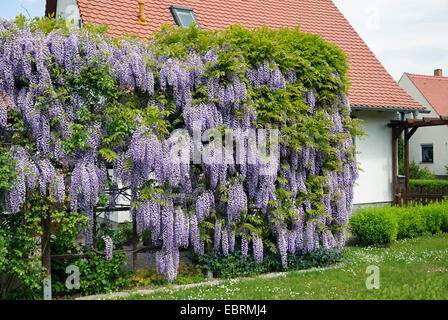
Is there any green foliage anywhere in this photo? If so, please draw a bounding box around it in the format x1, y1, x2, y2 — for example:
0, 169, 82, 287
14, 14, 109, 35
350, 201, 448, 246
0, 193, 88, 299
396, 210, 427, 239
0, 147, 16, 195
1, 17, 361, 296
410, 179, 448, 188
54, 253, 130, 296
3, 286, 41, 300
350, 208, 398, 247
408, 161, 435, 180
51, 217, 132, 297
396, 203, 448, 239
129, 262, 205, 287
0, 211, 43, 299
124, 234, 448, 300
199, 248, 345, 279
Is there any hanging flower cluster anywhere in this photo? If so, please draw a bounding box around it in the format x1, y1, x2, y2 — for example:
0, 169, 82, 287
102, 236, 113, 261
0, 20, 358, 281
6, 146, 65, 214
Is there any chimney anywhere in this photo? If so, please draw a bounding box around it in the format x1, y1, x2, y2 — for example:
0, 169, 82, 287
434, 69, 443, 77
138, 0, 148, 25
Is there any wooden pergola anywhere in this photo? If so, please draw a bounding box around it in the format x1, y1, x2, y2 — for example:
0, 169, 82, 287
388, 116, 448, 204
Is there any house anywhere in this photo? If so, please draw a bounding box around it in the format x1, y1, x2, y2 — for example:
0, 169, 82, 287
44, 0, 427, 211
399, 70, 448, 178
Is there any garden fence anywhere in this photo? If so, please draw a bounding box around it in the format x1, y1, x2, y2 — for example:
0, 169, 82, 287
395, 186, 448, 206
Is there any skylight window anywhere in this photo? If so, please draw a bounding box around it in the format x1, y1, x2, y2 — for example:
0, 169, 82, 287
170, 5, 200, 28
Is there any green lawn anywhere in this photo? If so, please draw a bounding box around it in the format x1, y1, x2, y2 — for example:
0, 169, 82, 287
122, 234, 448, 300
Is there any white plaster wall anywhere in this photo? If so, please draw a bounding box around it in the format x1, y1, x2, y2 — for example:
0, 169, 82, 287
352, 110, 397, 205
399, 74, 448, 176
56, 0, 81, 27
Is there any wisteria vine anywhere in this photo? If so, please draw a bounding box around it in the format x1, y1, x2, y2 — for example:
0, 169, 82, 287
0, 20, 359, 281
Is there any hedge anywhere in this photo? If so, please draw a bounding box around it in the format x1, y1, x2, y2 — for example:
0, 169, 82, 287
410, 179, 448, 188
350, 201, 448, 246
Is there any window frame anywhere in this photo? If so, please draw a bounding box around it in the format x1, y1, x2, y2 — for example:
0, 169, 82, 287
421, 143, 434, 164
170, 5, 200, 29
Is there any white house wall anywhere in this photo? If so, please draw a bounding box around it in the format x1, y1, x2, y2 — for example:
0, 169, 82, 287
399, 74, 448, 176
352, 110, 396, 206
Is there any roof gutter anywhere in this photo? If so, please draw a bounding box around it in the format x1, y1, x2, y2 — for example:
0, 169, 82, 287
351, 105, 430, 114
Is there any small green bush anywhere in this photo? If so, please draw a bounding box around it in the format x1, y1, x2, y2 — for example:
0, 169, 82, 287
350, 201, 448, 246
396, 209, 427, 239
421, 204, 446, 234
410, 179, 448, 188
52, 253, 131, 297
350, 209, 398, 246
407, 161, 435, 180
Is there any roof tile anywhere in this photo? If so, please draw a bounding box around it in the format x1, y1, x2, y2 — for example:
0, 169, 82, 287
76, 0, 425, 111
406, 73, 448, 116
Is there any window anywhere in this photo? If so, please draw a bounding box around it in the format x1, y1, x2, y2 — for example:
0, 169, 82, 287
421, 144, 434, 163
170, 5, 200, 28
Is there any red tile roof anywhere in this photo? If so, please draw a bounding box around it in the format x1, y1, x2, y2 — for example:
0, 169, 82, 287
406, 73, 448, 116
74, 0, 425, 112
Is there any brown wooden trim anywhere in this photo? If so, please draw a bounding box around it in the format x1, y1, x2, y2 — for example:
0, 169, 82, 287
392, 128, 398, 205
45, 0, 57, 17
389, 116, 448, 128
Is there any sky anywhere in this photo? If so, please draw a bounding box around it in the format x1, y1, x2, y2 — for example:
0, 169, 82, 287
0, 0, 46, 20
1, 0, 448, 81
333, 0, 448, 81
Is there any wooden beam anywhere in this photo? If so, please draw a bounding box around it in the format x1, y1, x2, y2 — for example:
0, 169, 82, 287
388, 119, 448, 128
392, 127, 404, 141
405, 127, 418, 140
51, 245, 164, 260
392, 127, 399, 205
132, 213, 138, 272
404, 127, 410, 194
41, 212, 52, 300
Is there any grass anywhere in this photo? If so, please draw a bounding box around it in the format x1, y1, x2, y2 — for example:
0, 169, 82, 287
121, 234, 448, 300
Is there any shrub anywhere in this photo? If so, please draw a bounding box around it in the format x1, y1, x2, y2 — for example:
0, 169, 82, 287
396, 208, 427, 239
420, 204, 446, 234
406, 161, 435, 180
350, 208, 398, 246
52, 252, 131, 297
129, 262, 205, 287
410, 179, 448, 188
418, 167, 436, 180
350, 201, 448, 246
200, 247, 345, 279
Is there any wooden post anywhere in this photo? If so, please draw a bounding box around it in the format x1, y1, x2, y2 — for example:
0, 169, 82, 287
41, 212, 52, 300
404, 127, 410, 195
92, 211, 97, 249
392, 127, 402, 205
132, 214, 138, 271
